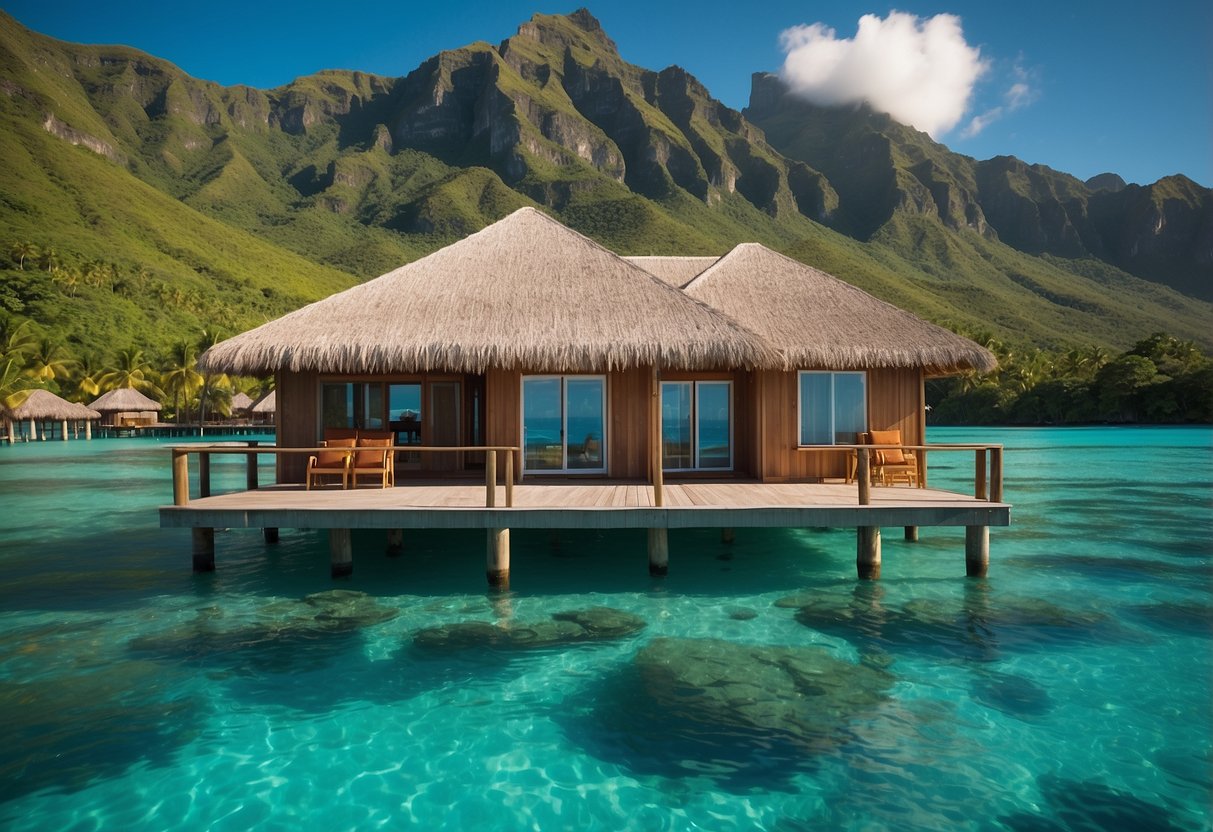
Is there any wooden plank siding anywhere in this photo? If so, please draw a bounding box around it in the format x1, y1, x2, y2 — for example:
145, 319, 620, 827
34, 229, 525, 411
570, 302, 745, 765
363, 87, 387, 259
756, 368, 924, 482
608, 366, 651, 479
276, 370, 318, 483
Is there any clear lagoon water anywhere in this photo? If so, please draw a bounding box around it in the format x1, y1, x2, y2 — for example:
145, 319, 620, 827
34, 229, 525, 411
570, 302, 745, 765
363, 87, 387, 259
0, 426, 1209, 830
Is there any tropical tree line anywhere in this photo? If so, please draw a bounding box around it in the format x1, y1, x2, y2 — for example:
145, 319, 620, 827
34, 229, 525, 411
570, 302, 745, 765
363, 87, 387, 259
0, 312, 271, 423
928, 332, 1213, 424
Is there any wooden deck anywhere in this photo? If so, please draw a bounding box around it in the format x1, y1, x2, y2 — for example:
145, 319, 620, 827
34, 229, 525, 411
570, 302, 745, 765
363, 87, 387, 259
160, 480, 1010, 531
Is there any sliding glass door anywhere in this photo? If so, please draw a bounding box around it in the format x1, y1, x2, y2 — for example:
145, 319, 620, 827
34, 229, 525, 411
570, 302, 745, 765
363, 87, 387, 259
661, 380, 732, 471
522, 376, 606, 474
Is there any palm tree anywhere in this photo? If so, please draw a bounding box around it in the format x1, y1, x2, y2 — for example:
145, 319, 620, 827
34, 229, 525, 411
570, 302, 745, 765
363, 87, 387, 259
0, 354, 29, 409
71, 353, 105, 402
195, 329, 227, 433
161, 341, 203, 425
9, 241, 37, 271
25, 337, 77, 382
100, 347, 164, 397
0, 315, 35, 363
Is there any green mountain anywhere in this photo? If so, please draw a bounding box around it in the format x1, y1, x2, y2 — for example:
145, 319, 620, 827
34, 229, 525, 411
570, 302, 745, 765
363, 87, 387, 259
1, 8, 1210, 364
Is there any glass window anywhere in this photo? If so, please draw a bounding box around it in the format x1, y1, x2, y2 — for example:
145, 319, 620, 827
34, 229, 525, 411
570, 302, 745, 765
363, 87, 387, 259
662, 380, 732, 471
522, 376, 606, 473
320, 382, 386, 432
798, 372, 866, 445
388, 383, 422, 445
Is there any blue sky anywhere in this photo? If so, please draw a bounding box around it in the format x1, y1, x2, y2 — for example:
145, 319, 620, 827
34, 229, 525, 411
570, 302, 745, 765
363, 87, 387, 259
5, 0, 1209, 187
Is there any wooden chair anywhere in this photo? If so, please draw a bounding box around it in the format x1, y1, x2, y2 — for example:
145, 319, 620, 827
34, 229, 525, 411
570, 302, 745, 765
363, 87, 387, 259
867, 429, 919, 486
351, 433, 394, 488
306, 437, 355, 490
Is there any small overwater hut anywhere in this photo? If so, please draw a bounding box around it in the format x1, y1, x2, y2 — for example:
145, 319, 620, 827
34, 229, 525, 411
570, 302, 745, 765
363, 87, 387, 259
250, 390, 276, 425
1, 389, 100, 442
89, 387, 162, 429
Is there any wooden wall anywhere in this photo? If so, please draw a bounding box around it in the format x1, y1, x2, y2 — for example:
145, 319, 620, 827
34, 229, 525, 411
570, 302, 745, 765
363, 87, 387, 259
756, 368, 924, 482
276, 370, 318, 483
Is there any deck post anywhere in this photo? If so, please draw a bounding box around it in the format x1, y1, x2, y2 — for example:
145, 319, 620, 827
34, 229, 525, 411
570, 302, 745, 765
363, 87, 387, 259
172, 450, 190, 506
330, 529, 353, 578
191, 527, 215, 572
965, 526, 989, 577
857, 526, 881, 579
6, 418, 14, 445
263, 527, 279, 544
198, 452, 211, 498
505, 449, 514, 507
721, 527, 735, 544
648, 527, 669, 576
990, 447, 1003, 502
60, 419, 68, 441
246, 442, 259, 491
28, 419, 36, 441
975, 448, 987, 500
485, 450, 497, 508
486, 528, 510, 588
857, 449, 871, 505
386, 528, 403, 557
905, 526, 919, 542
85, 420, 91, 440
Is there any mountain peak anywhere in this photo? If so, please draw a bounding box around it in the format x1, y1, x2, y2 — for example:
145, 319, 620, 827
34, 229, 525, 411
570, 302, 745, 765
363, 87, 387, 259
511, 8, 618, 55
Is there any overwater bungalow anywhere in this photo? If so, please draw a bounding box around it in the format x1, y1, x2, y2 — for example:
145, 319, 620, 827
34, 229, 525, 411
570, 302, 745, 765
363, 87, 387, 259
1, 389, 100, 442
249, 390, 276, 425
89, 387, 163, 429
170, 207, 1008, 583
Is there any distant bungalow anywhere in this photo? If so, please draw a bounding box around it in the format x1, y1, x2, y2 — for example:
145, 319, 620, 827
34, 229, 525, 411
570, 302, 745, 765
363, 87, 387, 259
199, 207, 994, 486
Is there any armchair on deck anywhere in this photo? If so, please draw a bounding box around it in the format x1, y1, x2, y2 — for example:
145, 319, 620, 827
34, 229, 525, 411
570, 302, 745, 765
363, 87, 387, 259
306, 437, 356, 490
865, 429, 920, 487
351, 431, 395, 488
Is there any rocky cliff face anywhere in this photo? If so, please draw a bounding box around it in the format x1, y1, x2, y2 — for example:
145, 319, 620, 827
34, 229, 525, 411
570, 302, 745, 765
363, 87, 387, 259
745, 73, 1212, 299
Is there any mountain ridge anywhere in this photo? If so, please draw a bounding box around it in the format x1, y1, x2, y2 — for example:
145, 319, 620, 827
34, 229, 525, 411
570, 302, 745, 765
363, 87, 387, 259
1, 8, 1210, 363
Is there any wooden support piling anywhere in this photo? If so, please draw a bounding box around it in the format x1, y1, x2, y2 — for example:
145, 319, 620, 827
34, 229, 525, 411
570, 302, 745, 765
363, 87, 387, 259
60, 419, 67, 441
84, 420, 92, 440
263, 527, 279, 544
905, 526, 919, 542
975, 448, 987, 500
648, 527, 669, 576
28, 419, 36, 441
386, 528, 403, 557
6, 419, 14, 445
857, 526, 881, 579
191, 527, 215, 572
486, 528, 510, 588
329, 529, 353, 578
485, 450, 497, 508
965, 526, 989, 577
721, 527, 735, 544
857, 448, 871, 505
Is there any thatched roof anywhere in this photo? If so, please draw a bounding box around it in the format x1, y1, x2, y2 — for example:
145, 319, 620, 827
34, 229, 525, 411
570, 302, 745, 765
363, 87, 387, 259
230, 392, 254, 411
683, 243, 997, 375
199, 208, 777, 375
89, 387, 163, 412
2, 389, 100, 421
250, 390, 276, 413
625, 256, 720, 288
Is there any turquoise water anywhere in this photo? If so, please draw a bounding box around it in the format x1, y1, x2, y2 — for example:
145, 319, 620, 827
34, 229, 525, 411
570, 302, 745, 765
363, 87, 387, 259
0, 427, 1209, 830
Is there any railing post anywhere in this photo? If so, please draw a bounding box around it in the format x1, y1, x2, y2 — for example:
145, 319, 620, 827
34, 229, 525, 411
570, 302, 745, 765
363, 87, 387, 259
975, 448, 987, 501
246, 440, 259, 491
172, 449, 190, 506
990, 446, 1003, 502
198, 451, 211, 498
485, 448, 497, 508
857, 448, 871, 505
504, 448, 514, 508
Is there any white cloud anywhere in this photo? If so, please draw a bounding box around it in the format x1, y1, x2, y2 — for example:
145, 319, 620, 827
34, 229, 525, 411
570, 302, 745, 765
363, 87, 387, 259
778, 12, 988, 137
960, 62, 1038, 138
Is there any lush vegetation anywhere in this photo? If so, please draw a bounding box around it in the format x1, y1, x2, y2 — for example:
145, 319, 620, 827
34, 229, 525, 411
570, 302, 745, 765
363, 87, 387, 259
928, 333, 1213, 425
0, 311, 269, 424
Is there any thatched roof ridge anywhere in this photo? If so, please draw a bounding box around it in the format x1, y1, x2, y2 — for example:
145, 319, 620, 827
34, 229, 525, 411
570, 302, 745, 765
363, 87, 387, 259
2, 389, 100, 421
625, 256, 720, 288
684, 243, 997, 375
250, 390, 275, 413
199, 208, 777, 375
89, 387, 163, 412
230, 392, 254, 411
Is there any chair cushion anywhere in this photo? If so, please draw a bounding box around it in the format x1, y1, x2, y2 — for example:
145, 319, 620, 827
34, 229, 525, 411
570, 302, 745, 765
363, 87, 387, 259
355, 436, 392, 467
868, 430, 905, 464
316, 437, 356, 467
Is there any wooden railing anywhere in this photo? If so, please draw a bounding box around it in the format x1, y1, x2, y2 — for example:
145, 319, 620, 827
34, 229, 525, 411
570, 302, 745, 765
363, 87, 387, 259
170, 442, 522, 508
797, 443, 1004, 505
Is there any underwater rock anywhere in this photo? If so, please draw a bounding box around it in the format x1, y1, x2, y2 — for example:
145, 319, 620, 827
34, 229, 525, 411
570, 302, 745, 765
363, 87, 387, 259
728, 608, 758, 621
1000, 774, 1186, 832
129, 591, 399, 670
412, 606, 645, 651
969, 670, 1052, 719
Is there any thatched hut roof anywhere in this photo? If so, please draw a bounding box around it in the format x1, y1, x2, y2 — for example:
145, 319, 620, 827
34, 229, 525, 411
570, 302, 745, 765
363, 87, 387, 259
2, 389, 100, 421
89, 387, 163, 412
624, 256, 720, 288
230, 392, 254, 412
198, 208, 777, 375
683, 243, 997, 375
250, 390, 276, 414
